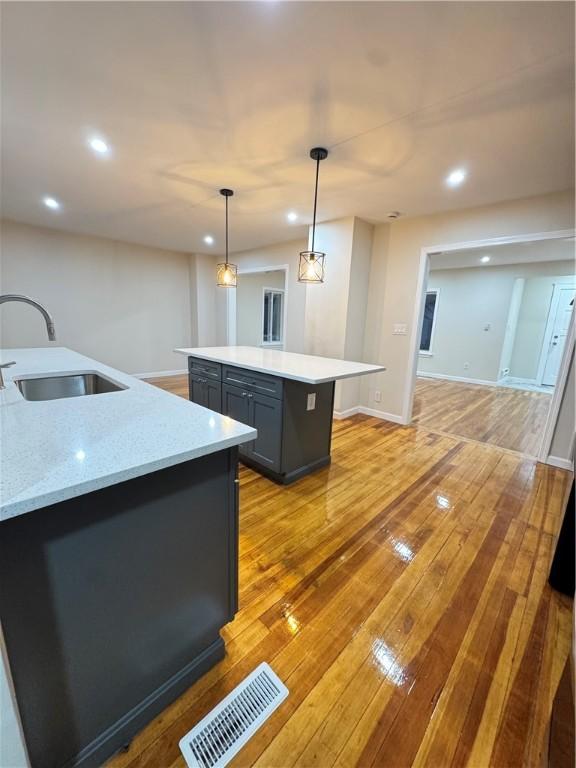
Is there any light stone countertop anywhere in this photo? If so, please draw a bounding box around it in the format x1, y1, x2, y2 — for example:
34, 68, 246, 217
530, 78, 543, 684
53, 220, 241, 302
0, 347, 256, 522
175, 346, 385, 384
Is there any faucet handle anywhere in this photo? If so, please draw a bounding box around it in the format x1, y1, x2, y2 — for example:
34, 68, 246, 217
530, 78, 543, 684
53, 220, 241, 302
0, 361, 16, 368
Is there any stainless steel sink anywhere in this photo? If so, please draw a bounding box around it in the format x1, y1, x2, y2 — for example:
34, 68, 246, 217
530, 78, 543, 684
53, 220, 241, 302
15, 373, 127, 401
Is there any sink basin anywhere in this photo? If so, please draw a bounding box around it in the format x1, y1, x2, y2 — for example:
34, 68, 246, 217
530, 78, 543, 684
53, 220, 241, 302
15, 373, 126, 401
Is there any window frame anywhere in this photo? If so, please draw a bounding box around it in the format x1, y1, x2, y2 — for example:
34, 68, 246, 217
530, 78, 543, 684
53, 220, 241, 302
419, 289, 439, 356
262, 287, 285, 346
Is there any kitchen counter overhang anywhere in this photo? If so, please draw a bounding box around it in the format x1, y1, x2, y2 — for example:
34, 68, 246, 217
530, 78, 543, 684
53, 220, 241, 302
175, 345, 385, 383
0, 347, 256, 521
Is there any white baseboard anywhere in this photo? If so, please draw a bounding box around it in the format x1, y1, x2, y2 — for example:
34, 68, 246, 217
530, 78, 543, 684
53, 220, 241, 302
546, 455, 575, 471
360, 406, 407, 424
501, 376, 538, 386
334, 405, 406, 425
333, 406, 361, 420
134, 369, 188, 379
417, 371, 498, 387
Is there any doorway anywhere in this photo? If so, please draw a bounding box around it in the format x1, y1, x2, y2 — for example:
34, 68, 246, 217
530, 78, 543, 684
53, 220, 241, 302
538, 284, 576, 387
408, 232, 575, 459
226, 266, 288, 349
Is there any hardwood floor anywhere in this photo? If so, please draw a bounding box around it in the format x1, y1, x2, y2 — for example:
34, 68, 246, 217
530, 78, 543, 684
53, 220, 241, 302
413, 376, 553, 457
112, 375, 574, 767
145, 374, 189, 398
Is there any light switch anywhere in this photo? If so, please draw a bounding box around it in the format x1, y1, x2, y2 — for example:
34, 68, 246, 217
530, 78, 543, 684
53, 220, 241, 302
307, 393, 316, 411
393, 323, 408, 335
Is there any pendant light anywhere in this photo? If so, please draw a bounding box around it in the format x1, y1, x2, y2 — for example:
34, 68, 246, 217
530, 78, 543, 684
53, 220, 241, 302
298, 147, 328, 283
216, 188, 237, 288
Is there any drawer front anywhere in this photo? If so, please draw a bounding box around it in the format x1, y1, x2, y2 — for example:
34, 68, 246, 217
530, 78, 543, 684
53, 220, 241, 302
222, 365, 283, 400
188, 357, 222, 380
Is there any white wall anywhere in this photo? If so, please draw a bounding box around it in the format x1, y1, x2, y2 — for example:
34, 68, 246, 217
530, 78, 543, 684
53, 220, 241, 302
359, 189, 575, 419
0, 220, 193, 374
230, 239, 307, 352
236, 270, 285, 347
510, 274, 576, 380
549, 350, 575, 463
417, 260, 574, 383
189, 252, 222, 348
304, 218, 355, 359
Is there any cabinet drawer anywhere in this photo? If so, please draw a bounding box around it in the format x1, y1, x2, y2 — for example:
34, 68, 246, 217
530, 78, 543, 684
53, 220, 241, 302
188, 357, 222, 380
222, 365, 283, 400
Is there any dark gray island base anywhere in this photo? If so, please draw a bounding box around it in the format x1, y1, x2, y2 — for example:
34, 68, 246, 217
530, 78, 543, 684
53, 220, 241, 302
0, 448, 239, 768
188, 356, 336, 483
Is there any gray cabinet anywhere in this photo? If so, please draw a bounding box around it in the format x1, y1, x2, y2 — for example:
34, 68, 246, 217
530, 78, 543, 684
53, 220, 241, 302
222, 383, 282, 471
189, 373, 222, 413
190, 356, 335, 484
222, 383, 252, 459
250, 391, 282, 471
0, 449, 239, 768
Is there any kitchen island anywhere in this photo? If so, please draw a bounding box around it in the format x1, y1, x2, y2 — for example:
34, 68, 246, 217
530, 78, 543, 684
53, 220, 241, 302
0, 348, 255, 768
175, 346, 385, 484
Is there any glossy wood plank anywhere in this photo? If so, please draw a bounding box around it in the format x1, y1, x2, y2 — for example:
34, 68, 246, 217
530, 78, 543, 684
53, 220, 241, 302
107, 377, 573, 768
145, 374, 189, 398
413, 376, 553, 457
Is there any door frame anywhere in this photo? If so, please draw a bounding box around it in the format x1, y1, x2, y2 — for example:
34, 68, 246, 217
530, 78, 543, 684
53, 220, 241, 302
405, 228, 575, 465
535, 280, 576, 386
226, 264, 289, 347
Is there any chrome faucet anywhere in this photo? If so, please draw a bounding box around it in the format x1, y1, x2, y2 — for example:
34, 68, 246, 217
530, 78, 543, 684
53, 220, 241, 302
0, 295, 56, 390
0, 294, 56, 341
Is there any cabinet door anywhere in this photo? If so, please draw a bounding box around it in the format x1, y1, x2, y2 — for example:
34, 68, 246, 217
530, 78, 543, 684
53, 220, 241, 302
222, 384, 252, 457
205, 380, 222, 413
189, 375, 208, 408
249, 392, 282, 472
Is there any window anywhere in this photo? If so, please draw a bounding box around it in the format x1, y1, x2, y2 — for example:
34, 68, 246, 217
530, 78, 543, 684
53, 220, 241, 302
420, 290, 438, 352
262, 289, 284, 344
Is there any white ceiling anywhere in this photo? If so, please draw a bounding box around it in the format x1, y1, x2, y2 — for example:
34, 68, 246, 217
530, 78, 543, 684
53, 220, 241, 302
431, 236, 576, 270
1, 1, 574, 255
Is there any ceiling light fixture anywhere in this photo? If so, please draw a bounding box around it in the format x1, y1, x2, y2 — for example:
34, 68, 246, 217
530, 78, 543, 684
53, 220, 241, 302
298, 147, 328, 283
286, 211, 298, 223
203, 235, 215, 245
480, 255, 491, 264
88, 137, 110, 155
43, 196, 61, 210
216, 189, 237, 288
445, 168, 467, 188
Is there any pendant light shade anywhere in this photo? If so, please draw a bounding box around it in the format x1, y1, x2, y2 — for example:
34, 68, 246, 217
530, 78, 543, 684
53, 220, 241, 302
216, 188, 237, 288
298, 147, 328, 283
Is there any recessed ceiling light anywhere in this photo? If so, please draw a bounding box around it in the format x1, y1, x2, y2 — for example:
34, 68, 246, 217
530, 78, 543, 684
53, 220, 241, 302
203, 235, 214, 245
43, 196, 61, 210
88, 137, 110, 155
480, 255, 491, 263
286, 211, 298, 223
445, 168, 467, 187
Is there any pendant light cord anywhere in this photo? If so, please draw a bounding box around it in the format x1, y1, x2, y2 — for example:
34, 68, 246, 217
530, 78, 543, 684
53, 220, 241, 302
225, 194, 229, 267
311, 154, 321, 253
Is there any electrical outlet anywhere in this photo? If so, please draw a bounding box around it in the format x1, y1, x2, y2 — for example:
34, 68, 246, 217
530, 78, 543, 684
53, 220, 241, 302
463, 362, 470, 370
374, 390, 381, 403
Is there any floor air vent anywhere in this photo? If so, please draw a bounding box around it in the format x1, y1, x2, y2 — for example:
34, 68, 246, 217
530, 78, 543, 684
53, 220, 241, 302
179, 663, 289, 768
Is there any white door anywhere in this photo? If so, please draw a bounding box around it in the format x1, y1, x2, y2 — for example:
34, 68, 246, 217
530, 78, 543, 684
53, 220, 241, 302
542, 287, 575, 386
